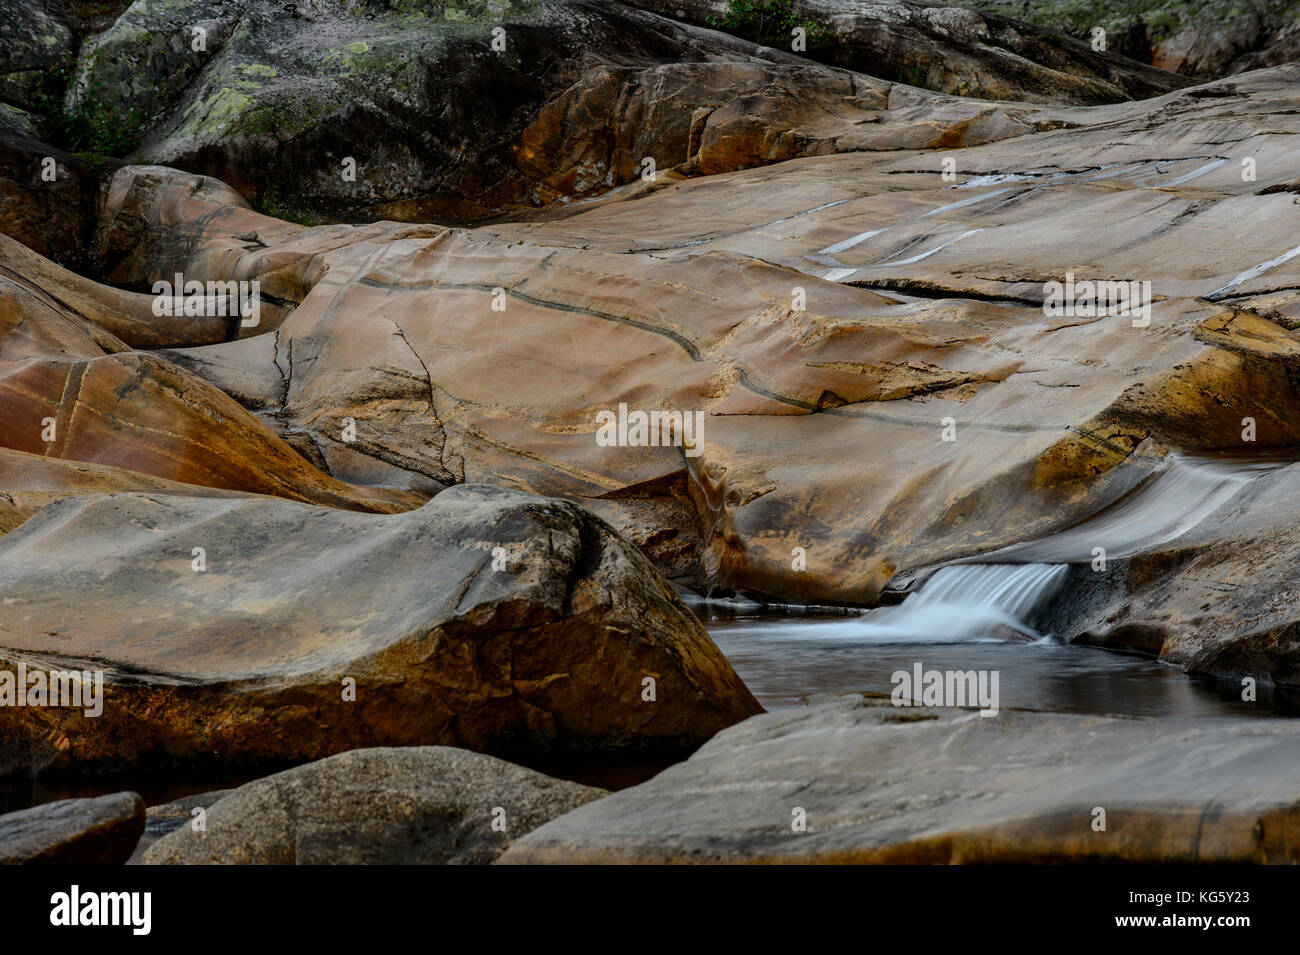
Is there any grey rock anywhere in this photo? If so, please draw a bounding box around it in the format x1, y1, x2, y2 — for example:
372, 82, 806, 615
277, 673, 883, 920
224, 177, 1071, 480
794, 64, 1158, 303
127, 789, 233, 863
143, 746, 605, 864
0, 792, 145, 865
501, 696, 1300, 863
623, 0, 1192, 104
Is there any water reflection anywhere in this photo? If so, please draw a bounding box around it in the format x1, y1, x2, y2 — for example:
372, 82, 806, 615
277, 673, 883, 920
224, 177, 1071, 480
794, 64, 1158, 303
705, 607, 1300, 718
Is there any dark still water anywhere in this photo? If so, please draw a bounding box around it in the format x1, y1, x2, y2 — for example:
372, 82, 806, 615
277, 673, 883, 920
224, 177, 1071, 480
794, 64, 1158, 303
4, 600, 1295, 816
701, 605, 1300, 719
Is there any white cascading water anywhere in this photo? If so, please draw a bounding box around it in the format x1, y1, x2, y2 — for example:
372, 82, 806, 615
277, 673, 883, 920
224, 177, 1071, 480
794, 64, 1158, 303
855, 453, 1288, 642
856, 563, 1070, 642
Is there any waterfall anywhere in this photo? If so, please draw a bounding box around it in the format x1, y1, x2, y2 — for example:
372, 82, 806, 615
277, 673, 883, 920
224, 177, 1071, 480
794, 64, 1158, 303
855, 453, 1288, 642
857, 564, 1070, 642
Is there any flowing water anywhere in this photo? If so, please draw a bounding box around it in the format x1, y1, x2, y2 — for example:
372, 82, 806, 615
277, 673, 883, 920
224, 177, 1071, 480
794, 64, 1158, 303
703, 452, 1300, 718
4, 455, 1296, 813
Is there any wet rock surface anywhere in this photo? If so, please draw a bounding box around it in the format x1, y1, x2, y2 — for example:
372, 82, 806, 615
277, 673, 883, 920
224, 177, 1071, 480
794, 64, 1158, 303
500, 695, 1300, 863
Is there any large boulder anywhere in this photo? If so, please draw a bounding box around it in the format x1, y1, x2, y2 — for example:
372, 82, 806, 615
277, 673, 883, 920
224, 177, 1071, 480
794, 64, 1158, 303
500, 696, 1300, 863
0, 792, 145, 864
143, 746, 605, 864
0, 483, 761, 776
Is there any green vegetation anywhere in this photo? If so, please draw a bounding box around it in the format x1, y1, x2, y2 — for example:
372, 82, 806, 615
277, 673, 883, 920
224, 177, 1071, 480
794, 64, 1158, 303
253, 186, 320, 226
900, 64, 926, 88
32, 65, 142, 160
707, 0, 832, 52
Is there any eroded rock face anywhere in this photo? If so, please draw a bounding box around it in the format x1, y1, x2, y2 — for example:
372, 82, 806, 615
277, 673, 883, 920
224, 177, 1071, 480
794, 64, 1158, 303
0, 484, 761, 776
623, 0, 1191, 104
1067, 459, 1300, 688
0, 792, 145, 864
960, 0, 1300, 80
59, 63, 1300, 685
143, 747, 605, 864
48, 0, 1167, 222
5, 16, 1298, 697
0, 229, 428, 513
499, 696, 1300, 863
86, 66, 1300, 623
0, 132, 101, 270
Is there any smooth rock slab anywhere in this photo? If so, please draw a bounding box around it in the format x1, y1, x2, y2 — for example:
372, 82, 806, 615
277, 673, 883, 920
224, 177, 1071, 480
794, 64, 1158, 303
143, 746, 605, 864
0, 484, 760, 776
500, 696, 1300, 863
0, 792, 145, 865
97, 66, 1300, 623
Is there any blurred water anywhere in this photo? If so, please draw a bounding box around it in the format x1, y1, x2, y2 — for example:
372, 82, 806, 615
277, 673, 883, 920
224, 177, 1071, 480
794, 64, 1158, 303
706, 453, 1300, 717
984, 452, 1287, 564
826, 452, 1290, 644
860, 563, 1070, 641
706, 608, 1300, 718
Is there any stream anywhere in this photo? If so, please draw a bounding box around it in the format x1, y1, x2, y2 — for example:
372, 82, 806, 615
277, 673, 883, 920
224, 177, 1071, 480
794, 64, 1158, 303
704, 452, 1300, 718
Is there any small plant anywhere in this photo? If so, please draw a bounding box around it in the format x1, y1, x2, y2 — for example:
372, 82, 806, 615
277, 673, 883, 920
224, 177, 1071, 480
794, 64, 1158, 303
253, 186, 320, 226
707, 0, 831, 52
32, 65, 143, 160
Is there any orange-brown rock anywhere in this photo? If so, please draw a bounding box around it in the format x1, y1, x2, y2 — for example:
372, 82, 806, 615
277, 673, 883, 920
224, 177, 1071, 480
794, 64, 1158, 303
89, 67, 1300, 621
0, 447, 251, 536
0, 235, 427, 512
0, 485, 761, 777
